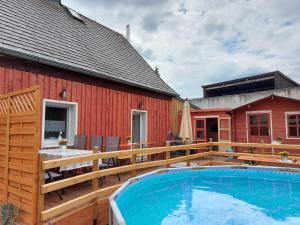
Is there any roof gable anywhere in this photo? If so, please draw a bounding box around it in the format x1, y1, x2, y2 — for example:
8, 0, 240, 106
0, 0, 177, 96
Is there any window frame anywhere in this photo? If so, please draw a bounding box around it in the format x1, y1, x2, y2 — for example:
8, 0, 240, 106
285, 112, 300, 139
194, 119, 206, 141
42, 99, 78, 148
248, 114, 270, 137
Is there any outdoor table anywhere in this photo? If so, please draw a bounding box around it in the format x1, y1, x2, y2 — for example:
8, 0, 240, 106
39, 149, 102, 172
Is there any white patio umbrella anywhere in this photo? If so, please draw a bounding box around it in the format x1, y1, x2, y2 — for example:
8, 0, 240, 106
179, 100, 193, 143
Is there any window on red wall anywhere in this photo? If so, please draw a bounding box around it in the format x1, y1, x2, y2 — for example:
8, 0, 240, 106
287, 114, 300, 138
249, 114, 269, 136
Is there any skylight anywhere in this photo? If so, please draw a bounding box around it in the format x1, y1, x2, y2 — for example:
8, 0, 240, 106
66, 7, 83, 22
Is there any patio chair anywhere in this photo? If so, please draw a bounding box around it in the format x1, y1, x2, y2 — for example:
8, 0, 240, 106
74, 135, 87, 150
99, 136, 121, 186
82, 136, 103, 175
91, 135, 103, 151
45, 171, 63, 200
72, 135, 87, 176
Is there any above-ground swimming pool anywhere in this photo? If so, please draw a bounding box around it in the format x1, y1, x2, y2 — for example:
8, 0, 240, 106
109, 166, 300, 225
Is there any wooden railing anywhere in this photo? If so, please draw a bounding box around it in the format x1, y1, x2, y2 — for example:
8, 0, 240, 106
39, 142, 211, 224
214, 141, 300, 156
38, 141, 300, 224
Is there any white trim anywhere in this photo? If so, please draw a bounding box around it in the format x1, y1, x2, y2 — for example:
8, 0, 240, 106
130, 109, 148, 149
285, 111, 300, 140
42, 99, 78, 148
193, 115, 220, 119
245, 110, 273, 143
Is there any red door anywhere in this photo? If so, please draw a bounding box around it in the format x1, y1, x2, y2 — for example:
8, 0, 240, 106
247, 113, 272, 143
218, 117, 231, 142
194, 119, 206, 142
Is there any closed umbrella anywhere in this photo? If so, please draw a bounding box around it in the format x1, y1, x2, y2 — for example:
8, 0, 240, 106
179, 100, 193, 143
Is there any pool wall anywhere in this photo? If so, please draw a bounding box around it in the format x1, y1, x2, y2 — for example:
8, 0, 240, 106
108, 166, 300, 225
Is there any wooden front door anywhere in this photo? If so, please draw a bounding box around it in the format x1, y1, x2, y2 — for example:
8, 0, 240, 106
218, 117, 231, 152
247, 112, 272, 143
218, 117, 231, 142
194, 119, 206, 142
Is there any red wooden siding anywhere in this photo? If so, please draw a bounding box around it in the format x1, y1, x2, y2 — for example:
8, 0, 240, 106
0, 56, 172, 149
233, 96, 300, 153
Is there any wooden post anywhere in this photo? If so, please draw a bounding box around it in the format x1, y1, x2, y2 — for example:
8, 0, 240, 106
186, 140, 191, 167
34, 87, 42, 225
131, 153, 137, 177
37, 155, 45, 225
260, 140, 265, 154
92, 146, 99, 223
209, 138, 213, 151
3, 96, 11, 202
165, 141, 171, 168
209, 138, 213, 165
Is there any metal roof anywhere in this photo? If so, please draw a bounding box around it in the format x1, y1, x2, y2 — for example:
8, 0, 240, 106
0, 0, 177, 96
202, 71, 299, 89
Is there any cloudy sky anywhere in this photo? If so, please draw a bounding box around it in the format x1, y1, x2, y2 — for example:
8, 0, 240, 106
63, 0, 300, 98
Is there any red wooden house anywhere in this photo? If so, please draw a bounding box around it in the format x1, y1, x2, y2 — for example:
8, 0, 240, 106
189, 72, 300, 151
0, 0, 178, 149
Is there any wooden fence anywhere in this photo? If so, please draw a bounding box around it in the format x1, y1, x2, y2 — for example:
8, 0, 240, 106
0, 86, 41, 225
38, 140, 300, 224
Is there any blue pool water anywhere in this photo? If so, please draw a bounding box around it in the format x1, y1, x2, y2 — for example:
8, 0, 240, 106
115, 168, 300, 225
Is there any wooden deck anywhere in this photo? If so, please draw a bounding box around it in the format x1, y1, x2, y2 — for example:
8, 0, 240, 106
44, 166, 165, 210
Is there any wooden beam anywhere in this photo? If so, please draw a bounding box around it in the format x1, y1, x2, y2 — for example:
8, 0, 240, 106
42, 152, 210, 194
213, 142, 300, 150
165, 141, 171, 168
92, 147, 99, 222
42, 165, 136, 194
42, 143, 210, 170
41, 184, 121, 221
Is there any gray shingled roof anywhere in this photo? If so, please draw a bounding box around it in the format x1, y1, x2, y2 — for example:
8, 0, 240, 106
0, 0, 177, 96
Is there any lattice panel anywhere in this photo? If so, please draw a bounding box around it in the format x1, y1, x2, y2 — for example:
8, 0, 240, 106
0, 86, 40, 225
0, 98, 8, 116
10, 92, 35, 114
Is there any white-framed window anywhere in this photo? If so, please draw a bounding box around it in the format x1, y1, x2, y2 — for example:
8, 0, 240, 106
285, 112, 300, 139
42, 99, 78, 148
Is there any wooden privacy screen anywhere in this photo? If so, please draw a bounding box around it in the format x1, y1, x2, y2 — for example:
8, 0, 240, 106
0, 86, 41, 225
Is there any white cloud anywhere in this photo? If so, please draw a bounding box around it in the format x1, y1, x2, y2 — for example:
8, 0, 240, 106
62, 0, 300, 98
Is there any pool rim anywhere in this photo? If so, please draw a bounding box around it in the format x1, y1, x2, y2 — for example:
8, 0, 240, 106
108, 165, 300, 225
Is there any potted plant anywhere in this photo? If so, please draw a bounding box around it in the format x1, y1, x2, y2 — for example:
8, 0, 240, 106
126, 136, 131, 144
279, 151, 289, 161
273, 137, 282, 144
1, 203, 18, 225
59, 139, 68, 151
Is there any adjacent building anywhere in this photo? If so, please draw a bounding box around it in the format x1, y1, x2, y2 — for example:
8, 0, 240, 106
189, 71, 300, 149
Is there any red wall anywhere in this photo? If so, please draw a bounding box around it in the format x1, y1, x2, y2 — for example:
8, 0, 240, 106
0, 56, 172, 149
233, 97, 300, 153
